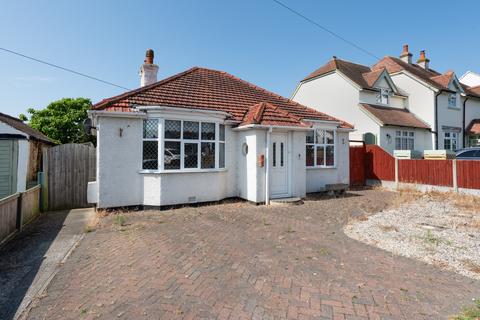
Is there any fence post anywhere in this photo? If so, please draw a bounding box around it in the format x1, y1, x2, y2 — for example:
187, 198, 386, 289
453, 159, 458, 193
394, 158, 399, 190
16, 193, 23, 232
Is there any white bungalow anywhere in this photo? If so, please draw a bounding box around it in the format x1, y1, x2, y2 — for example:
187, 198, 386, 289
87, 50, 353, 209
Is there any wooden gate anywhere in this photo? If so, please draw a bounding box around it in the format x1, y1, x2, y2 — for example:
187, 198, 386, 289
349, 144, 366, 186
43, 143, 96, 210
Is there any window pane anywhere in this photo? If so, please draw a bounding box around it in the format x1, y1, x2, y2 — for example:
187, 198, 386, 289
326, 146, 334, 166
444, 139, 451, 150
306, 130, 314, 144
316, 146, 325, 166
401, 138, 407, 150
201, 142, 215, 168
325, 130, 334, 144
219, 124, 225, 141
396, 131, 401, 137
201, 122, 215, 140
395, 138, 401, 150
183, 121, 199, 140
219, 143, 225, 168
164, 141, 180, 170
143, 119, 158, 139
184, 143, 198, 168
142, 141, 158, 169
165, 120, 181, 139
409, 132, 414, 137
316, 130, 325, 144
280, 142, 284, 167
272, 142, 276, 167
306, 145, 314, 167
402, 131, 408, 136
407, 139, 414, 150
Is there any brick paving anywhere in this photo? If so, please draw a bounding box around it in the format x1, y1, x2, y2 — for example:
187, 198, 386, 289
27, 190, 480, 319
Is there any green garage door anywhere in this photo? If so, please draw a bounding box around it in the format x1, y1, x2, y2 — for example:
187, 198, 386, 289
0, 140, 18, 199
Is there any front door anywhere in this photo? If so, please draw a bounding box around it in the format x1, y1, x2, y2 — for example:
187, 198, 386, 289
270, 133, 289, 198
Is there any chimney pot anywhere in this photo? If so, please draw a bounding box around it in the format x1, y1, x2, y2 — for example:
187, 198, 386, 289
417, 50, 430, 69
139, 49, 159, 87
400, 44, 412, 64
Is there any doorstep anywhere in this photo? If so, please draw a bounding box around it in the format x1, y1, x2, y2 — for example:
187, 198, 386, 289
270, 197, 304, 206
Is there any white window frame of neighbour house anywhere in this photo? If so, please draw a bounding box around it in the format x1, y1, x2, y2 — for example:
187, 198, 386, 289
142, 118, 226, 172
444, 131, 458, 151
376, 88, 390, 105
395, 130, 415, 150
305, 129, 336, 168
448, 93, 458, 108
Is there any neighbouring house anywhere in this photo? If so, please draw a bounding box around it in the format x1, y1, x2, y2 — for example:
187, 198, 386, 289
292, 45, 480, 153
460, 72, 480, 147
460, 71, 480, 88
0, 112, 54, 198
87, 50, 353, 209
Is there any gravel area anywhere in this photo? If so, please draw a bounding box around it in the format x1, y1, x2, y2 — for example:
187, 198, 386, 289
344, 194, 480, 280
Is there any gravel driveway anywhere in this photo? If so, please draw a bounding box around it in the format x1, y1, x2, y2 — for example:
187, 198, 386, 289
25, 190, 480, 319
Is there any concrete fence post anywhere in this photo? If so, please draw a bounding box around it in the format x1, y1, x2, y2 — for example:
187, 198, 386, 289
395, 158, 399, 190
453, 159, 458, 193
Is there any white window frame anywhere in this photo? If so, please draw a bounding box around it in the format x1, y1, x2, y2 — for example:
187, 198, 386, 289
306, 129, 336, 168
448, 93, 458, 109
444, 131, 458, 151
394, 130, 415, 150
377, 88, 390, 105
141, 119, 226, 172
142, 119, 160, 170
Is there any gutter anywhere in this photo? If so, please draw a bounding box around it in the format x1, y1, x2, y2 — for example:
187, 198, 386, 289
434, 89, 446, 150
462, 96, 469, 147
265, 126, 273, 205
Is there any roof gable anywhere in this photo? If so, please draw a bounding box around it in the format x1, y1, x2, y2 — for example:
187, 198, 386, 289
93, 67, 353, 129
0, 112, 54, 144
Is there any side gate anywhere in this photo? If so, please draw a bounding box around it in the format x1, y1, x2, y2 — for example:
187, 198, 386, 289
349, 143, 366, 186
43, 143, 96, 211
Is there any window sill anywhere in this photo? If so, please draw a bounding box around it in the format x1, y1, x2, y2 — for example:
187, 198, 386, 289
139, 168, 228, 174
447, 106, 461, 110
306, 166, 337, 170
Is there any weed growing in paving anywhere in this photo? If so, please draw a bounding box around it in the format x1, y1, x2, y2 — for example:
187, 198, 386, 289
115, 215, 127, 226
450, 299, 480, 320
423, 230, 452, 247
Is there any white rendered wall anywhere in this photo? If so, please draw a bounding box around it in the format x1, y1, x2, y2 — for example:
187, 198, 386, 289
96, 116, 144, 208
378, 127, 432, 154
236, 130, 260, 202
292, 73, 379, 141
306, 131, 350, 193
436, 92, 464, 149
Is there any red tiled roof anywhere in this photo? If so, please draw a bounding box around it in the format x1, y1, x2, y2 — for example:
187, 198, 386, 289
360, 104, 430, 129
466, 119, 480, 135
362, 69, 385, 88
467, 85, 480, 96
93, 67, 353, 129
0, 112, 54, 144
240, 102, 308, 127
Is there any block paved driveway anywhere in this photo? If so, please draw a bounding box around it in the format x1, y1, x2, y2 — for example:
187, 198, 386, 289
27, 190, 480, 320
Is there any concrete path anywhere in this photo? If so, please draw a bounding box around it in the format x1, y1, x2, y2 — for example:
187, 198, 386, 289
0, 208, 94, 320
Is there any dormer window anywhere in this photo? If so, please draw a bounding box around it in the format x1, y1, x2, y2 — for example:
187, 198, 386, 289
377, 88, 390, 105
448, 93, 457, 108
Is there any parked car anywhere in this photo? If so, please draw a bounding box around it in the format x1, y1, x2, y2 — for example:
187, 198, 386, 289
456, 147, 480, 160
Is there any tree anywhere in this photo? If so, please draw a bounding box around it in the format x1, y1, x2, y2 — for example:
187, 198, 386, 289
20, 98, 94, 144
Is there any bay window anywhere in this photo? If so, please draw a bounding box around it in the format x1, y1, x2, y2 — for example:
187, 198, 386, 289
142, 119, 226, 171
306, 129, 336, 168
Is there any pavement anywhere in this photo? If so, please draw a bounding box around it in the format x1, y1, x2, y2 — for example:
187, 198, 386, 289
0, 207, 95, 320
21, 190, 480, 320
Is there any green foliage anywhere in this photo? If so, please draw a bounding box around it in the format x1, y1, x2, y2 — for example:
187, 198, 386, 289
450, 299, 480, 320
20, 98, 93, 144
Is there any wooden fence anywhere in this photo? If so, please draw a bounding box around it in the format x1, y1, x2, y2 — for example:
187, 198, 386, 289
43, 143, 96, 211
354, 145, 480, 190
0, 185, 41, 245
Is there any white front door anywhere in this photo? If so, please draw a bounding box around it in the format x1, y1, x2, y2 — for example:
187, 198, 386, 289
270, 133, 289, 198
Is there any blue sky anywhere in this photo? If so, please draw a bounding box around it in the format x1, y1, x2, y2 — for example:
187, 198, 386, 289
1, 0, 479, 117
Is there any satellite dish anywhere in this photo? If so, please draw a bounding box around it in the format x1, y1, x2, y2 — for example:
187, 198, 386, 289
83, 118, 95, 135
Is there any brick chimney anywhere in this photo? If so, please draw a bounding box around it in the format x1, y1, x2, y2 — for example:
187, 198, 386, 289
417, 50, 430, 70
400, 44, 412, 64
139, 49, 159, 87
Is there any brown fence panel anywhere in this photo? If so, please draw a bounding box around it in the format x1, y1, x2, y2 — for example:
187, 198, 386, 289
349, 145, 366, 186
43, 143, 96, 211
457, 160, 480, 189
365, 145, 395, 181
21, 185, 41, 225
0, 193, 19, 244
398, 159, 453, 187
